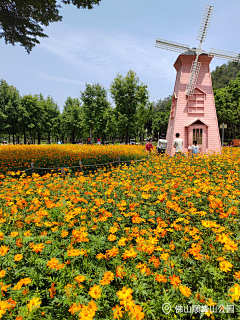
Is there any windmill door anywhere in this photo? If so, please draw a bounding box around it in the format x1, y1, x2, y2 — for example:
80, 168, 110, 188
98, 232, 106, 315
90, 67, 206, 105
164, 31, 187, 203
188, 124, 207, 153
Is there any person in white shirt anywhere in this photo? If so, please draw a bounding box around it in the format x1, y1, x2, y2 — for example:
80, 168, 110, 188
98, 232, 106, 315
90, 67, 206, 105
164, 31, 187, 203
157, 134, 168, 154
173, 133, 183, 155
188, 140, 200, 157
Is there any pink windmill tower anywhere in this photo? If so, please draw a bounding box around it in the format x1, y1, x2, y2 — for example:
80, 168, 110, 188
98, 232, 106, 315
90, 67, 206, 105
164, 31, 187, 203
155, 5, 240, 155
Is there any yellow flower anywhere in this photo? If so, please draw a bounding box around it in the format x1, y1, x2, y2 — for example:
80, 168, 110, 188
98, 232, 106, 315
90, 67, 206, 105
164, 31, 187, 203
116, 287, 133, 301
0, 270, 6, 278
74, 275, 86, 283
88, 285, 101, 299
14, 254, 23, 261
179, 285, 192, 297
27, 297, 41, 311
229, 283, 240, 302
0, 246, 9, 257
219, 260, 233, 272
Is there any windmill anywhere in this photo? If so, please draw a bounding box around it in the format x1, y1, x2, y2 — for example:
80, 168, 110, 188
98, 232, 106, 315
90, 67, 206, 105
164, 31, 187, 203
155, 5, 240, 155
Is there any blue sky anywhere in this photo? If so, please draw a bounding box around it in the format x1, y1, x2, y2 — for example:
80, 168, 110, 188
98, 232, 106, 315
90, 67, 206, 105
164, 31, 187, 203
1, 0, 240, 111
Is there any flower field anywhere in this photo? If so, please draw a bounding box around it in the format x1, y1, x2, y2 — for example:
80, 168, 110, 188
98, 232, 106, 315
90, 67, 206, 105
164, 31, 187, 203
0, 147, 240, 319
0, 145, 146, 174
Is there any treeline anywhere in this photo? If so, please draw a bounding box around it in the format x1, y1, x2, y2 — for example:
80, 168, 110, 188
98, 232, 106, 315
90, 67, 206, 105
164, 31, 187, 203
0, 70, 171, 144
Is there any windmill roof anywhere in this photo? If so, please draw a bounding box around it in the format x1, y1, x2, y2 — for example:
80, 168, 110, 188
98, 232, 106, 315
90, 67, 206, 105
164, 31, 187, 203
182, 49, 208, 55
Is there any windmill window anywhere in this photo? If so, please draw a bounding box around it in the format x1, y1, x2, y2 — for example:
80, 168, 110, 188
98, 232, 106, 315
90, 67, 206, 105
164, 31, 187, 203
193, 128, 203, 144
188, 92, 205, 113
170, 95, 177, 118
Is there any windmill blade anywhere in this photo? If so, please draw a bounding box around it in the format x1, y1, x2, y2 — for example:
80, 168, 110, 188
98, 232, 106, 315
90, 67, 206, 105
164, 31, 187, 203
155, 39, 191, 53
197, 5, 214, 43
186, 61, 201, 96
208, 48, 240, 62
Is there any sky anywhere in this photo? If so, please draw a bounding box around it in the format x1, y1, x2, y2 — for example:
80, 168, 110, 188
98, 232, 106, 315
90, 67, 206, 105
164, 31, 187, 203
1, 0, 240, 111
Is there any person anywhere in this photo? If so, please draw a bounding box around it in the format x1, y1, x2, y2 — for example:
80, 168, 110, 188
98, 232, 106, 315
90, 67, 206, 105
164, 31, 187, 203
87, 138, 91, 145
173, 133, 183, 155
157, 134, 168, 154
145, 139, 153, 153
188, 140, 199, 157
97, 138, 101, 145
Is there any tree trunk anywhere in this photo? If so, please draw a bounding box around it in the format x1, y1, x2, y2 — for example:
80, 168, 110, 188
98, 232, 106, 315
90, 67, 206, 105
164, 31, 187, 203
72, 130, 75, 144
48, 132, 51, 144
37, 131, 41, 145
13, 133, 15, 145
24, 128, 27, 144
90, 126, 92, 141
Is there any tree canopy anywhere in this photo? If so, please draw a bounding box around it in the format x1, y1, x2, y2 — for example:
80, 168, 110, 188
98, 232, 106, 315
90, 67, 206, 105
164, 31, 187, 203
0, 0, 102, 53
211, 61, 240, 90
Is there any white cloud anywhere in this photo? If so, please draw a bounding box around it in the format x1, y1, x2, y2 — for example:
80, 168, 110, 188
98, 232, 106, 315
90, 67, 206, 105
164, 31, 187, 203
37, 72, 86, 85
41, 26, 176, 81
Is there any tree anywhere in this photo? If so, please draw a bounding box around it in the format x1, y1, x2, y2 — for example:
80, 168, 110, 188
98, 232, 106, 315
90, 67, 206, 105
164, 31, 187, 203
80, 83, 110, 141
19, 94, 45, 144
0, 79, 21, 143
152, 95, 172, 139
214, 73, 240, 140
62, 97, 82, 143
0, 0, 102, 53
136, 102, 153, 144
211, 61, 240, 90
110, 70, 149, 143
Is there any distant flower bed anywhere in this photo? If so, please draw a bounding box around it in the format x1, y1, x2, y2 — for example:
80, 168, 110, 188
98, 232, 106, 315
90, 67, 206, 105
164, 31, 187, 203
0, 148, 239, 319
0, 144, 146, 174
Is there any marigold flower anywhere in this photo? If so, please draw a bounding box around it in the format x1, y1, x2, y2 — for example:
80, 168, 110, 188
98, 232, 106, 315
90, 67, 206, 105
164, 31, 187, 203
106, 246, 119, 257
113, 305, 124, 319
179, 285, 192, 297
0, 270, 6, 278
74, 275, 86, 283
229, 283, 240, 302
49, 283, 56, 298
67, 249, 86, 257
0, 300, 10, 318
234, 271, 240, 279
100, 271, 114, 285
116, 287, 133, 301
169, 274, 181, 288
46, 257, 59, 269
10, 231, 19, 237
61, 230, 69, 237
24, 230, 32, 237
0, 245, 9, 257
219, 260, 233, 272
27, 297, 41, 311
32, 243, 45, 253
69, 303, 82, 314
108, 234, 116, 241
88, 285, 101, 299
116, 266, 126, 279
14, 254, 23, 261
155, 274, 167, 283
122, 248, 137, 260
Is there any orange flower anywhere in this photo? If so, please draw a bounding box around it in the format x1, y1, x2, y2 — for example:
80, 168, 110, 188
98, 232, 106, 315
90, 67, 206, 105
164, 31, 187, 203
16, 238, 23, 247
32, 243, 45, 253
0, 245, 9, 256
108, 234, 116, 241
219, 260, 233, 272
24, 230, 32, 237
27, 297, 41, 311
179, 285, 192, 297
116, 266, 126, 279
61, 230, 69, 237
113, 305, 124, 319
229, 283, 240, 302
88, 285, 102, 299
10, 231, 19, 237
116, 287, 133, 301
49, 283, 56, 298
169, 274, 181, 288
74, 275, 86, 283
155, 274, 167, 283
0, 270, 6, 278
106, 247, 119, 257
234, 271, 240, 279
100, 271, 114, 285
67, 249, 86, 257
46, 257, 59, 269
14, 254, 23, 261
122, 248, 137, 260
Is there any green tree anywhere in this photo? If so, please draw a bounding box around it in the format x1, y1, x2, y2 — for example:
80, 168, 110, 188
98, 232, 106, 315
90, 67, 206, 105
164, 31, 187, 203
19, 94, 45, 144
136, 102, 153, 144
152, 95, 172, 139
110, 70, 149, 143
211, 61, 240, 90
80, 83, 110, 141
62, 97, 82, 143
0, 79, 21, 143
0, 0, 102, 53
214, 73, 240, 140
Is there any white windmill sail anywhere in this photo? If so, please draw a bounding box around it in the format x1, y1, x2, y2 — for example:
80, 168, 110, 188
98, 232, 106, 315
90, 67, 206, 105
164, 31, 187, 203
155, 4, 240, 96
